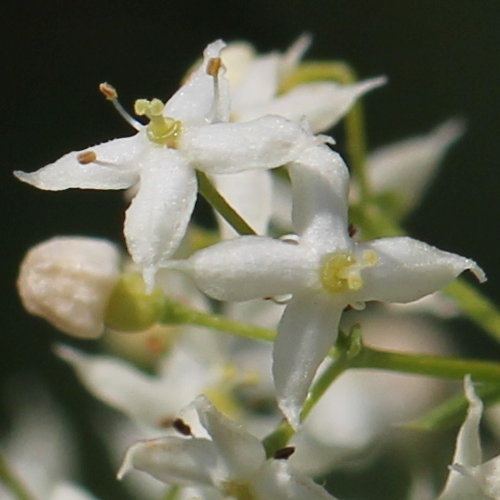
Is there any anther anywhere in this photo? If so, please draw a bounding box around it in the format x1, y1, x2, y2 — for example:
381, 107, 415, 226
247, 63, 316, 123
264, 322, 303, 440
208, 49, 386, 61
274, 446, 295, 460
77, 151, 97, 165
99, 82, 118, 100
173, 418, 192, 436
206, 57, 223, 77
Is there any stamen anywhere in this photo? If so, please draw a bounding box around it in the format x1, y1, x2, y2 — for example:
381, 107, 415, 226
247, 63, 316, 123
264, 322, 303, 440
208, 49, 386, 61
206, 57, 225, 123
76, 150, 116, 167
99, 82, 143, 132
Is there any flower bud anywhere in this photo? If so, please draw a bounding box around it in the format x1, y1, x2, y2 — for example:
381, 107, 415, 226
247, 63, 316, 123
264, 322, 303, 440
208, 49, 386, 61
17, 237, 121, 338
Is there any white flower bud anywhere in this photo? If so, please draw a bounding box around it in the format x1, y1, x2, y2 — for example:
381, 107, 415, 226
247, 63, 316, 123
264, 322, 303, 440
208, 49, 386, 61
17, 237, 121, 338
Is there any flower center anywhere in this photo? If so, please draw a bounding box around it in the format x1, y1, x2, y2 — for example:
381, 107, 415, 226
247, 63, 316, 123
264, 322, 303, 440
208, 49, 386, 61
320, 250, 378, 294
222, 480, 256, 500
134, 98, 183, 147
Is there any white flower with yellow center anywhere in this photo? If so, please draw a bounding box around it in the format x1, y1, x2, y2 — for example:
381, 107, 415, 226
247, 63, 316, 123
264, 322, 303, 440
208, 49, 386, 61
172, 144, 485, 427
118, 395, 338, 500
14, 40, 311, 290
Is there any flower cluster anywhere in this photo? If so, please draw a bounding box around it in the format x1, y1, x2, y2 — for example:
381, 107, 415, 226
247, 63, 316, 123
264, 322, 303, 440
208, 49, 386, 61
11, 37, 498, 500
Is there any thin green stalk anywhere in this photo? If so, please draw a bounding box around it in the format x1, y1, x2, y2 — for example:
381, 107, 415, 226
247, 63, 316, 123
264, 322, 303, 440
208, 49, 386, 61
160, 299, 275, 342
352, 346, 500, 382
0, 454, 35, 500
196, 171, 256, 236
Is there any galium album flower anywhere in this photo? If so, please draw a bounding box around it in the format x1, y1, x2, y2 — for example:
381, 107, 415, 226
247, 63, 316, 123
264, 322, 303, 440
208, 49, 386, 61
118, 395, 338, 500
14, 40, 310, 290
174, 144, 485, 426
437, 377, 500, 500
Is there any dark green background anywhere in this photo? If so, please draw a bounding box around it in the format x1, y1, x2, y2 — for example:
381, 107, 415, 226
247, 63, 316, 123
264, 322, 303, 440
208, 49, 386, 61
2, 1, 499, 499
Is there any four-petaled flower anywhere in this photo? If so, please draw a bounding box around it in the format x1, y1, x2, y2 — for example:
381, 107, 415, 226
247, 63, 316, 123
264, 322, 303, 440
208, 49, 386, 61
118, 395, 338, 500
172, 143, 485, 426
15, 40, 311, 290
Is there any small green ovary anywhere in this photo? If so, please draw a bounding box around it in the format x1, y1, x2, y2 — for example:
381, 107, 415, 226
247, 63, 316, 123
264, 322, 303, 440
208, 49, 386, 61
222, 480, 256, 500
320, 250, 378, 294
134, 98, 183, 147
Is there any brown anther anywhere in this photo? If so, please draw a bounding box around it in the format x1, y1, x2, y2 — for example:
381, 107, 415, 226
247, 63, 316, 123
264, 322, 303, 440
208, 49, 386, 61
99, 82, 118, 100
348, 223, 357, 238
173, 418, 192, 436
77, 151, 97, 164
273, 446, 295, 460
206, 57, 223, 77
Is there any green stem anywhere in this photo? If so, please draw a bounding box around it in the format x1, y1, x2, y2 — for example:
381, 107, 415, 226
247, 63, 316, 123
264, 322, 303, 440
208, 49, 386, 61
352, 346, 500, 382
160, 299, 275, 343
0, 454, 35, 500
196, 171, 256, 236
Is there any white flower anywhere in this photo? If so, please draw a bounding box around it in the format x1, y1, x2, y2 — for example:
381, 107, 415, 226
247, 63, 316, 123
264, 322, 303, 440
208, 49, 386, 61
17, 236, 121, 338
214, 37, 385, 238
14, 41, 310, 290
223, 35, 385, 133
173, 144, 485, 426
437, 377, 500, 500
117, 395, 338, 500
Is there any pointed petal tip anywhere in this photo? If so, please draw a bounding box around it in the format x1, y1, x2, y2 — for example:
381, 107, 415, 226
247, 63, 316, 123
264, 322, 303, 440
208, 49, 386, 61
356, 75, 388, 94
279, 397, 301, 431
205, 39, 227, 58
469, 261, 487, 283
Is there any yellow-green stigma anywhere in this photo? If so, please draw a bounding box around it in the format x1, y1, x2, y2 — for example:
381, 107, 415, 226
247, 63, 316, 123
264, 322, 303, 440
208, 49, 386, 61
320, 250, 378, 294
134, 98, 183, 147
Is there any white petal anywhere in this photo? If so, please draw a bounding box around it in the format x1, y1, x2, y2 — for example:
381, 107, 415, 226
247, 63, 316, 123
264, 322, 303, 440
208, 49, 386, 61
358, 237, 485, 304
55, 345, 176, 428
179, 236, 317, 301
255, 460, 338, 500
220, 42, 256, 88
273, 293, 343, 428
50, 483, 99, 500
230, 53, 280, 114
238, 77, 386, 133
118, 436, 216, 486
211, 170, 272, 238
279, 34, 312, 79
124, 148, 197, 290
288, 145, 350, 253
194, 396, 266, 480
468, 455, 500, 499
14, 135, 144, 190
182, 116, 308, 174
165, 40, 230, 124
367, 118, 465, 215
